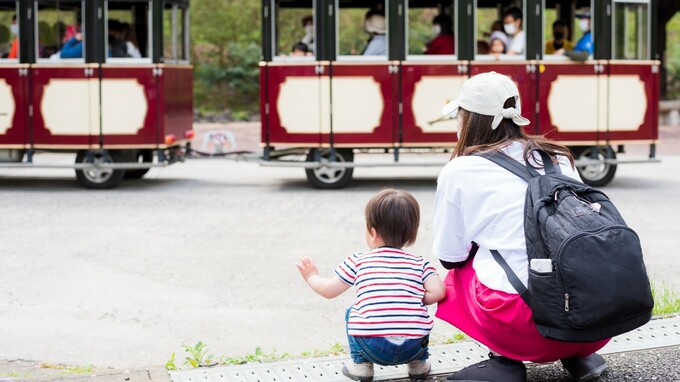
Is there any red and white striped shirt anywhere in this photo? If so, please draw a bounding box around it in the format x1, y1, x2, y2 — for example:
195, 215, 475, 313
335, 247, 437, 337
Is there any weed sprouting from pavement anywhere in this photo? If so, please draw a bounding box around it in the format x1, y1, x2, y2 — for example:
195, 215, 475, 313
442, 332, 468, 344
165, 352, 177, 371
182, 342, 216, 368
221, 346, 292, 365
40, 363, 95, 375
168, 342, 347, 370
299, 343, 345, 358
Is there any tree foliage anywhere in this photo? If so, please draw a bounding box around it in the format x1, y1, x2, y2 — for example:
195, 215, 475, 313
191, 0, 261, 115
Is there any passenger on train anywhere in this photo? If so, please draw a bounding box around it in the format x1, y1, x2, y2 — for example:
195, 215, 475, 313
574, 10, 593, 55
425, 14, 455, 55
108, 19, 130, 58
477, 40, 490, 54
59, 25, 83, 59
300, 15, 315, 53
290, 41, 310, 57
7, 14, 18, 59
53, 21, 66, 45
122, 23, 142, 58
503, 7, 525, 55
362, 9, 386, 56
489, 31, 507, 55
545, 19, 574, 55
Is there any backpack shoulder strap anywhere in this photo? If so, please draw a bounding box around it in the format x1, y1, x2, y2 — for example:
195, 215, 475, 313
534, 150, 562, 176
490, 249, 531, 307
475, 151, 538, 182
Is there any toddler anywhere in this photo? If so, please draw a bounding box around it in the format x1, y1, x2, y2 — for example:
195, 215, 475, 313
296, 188, 446, 382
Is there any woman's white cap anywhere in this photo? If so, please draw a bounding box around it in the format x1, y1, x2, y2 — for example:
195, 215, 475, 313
441, 71, 530, 130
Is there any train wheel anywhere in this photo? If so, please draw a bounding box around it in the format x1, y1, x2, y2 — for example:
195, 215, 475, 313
305, 149, 354, 189
572, 146, 617, 187
124, 150, 153, 179
75, 150, 126, 189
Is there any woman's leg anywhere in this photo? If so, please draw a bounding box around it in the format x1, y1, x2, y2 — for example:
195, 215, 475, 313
435, 263, 609, 363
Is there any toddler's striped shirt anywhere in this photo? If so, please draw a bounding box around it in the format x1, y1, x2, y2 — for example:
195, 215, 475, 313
335, 247, 437, 337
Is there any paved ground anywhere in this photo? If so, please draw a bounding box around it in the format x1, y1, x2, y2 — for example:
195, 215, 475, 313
392, 347, 680, 382
0, 124, 678, 377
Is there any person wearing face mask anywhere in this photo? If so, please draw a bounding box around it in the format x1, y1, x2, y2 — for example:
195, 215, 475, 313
573, 10, 593, 55
425, 14, 455, 55
7, 14, 19, 59
300, 15, 315, 54
362, 9, 386, 56
503, 7, 525, 56
545, 20, 574, 55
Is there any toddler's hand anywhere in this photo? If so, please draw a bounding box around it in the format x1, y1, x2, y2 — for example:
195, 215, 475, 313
296, 256, 319, 281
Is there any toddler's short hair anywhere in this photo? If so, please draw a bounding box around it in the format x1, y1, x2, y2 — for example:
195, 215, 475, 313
365, 188, 420, 248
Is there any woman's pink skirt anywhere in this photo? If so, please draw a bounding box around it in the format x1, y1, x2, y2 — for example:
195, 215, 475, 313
435, 262, 609, 363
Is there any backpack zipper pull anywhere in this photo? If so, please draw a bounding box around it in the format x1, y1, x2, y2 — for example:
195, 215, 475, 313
565, 293, 570, 312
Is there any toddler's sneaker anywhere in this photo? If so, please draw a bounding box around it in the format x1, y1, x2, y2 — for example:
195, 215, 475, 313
407, 359, 431, 380
342, 361, 374, 382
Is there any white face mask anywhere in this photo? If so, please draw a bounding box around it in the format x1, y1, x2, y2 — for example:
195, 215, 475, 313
456, 130, 462, 140
10, 23, 18, 36
579, 19, 590, 32
504, 22, 516, 35
304, 25, 314, 37
432, 25, 441, 36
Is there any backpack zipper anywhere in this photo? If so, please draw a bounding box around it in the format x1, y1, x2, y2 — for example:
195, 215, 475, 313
565, 293, 570, 311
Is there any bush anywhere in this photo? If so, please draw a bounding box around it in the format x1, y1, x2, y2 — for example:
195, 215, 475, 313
194, 43, 260, 116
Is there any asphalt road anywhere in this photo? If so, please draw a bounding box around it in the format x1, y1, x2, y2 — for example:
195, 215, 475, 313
0, 139, 679, 371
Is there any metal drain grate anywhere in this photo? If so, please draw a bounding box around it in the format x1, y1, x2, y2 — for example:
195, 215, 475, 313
170, 316, 680, 382
600, 316, 680, 354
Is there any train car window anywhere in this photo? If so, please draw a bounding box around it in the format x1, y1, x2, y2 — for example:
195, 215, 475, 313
613, 0, 649, 60
162, 4, 176, 62
177, 6, 188, 62
272, 0, 314, 61
0, 2, 19, 61
543, 1, 570, 58
337, 1, 387, 61
106, 0, 151, 62
36, 0, 85, 61
474, 2, 526, 61
406, 1, 456, 59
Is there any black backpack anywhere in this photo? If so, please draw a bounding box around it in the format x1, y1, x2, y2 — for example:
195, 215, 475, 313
477, 150, 654, 342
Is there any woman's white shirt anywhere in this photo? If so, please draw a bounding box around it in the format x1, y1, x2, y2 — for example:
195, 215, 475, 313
432, 141, 582, 294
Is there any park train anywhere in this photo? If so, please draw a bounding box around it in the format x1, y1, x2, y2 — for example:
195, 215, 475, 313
0, 0, 660, 189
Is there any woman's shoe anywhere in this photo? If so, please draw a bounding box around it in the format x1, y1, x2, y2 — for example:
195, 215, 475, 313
342, 361, 374, 382
446, 353, 526, 382
561, 353, 608, 381
407, 359, 431, 380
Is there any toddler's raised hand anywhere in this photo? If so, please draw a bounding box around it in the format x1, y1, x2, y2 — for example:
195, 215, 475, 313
296, 256, 319, 281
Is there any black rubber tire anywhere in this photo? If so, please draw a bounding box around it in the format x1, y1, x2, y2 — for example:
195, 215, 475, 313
571, 146, 617, 187
305, 149, 354, 189
124, 150, 153, 179
75, 150, 126, 189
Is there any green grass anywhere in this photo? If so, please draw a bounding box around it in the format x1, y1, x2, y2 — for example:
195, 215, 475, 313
652, 281, 680, 316
169, 342, 347, 370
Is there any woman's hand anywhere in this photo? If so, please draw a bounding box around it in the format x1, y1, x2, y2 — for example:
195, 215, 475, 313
296, 256, 319, 281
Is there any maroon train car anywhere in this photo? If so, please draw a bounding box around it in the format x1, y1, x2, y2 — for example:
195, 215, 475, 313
260, 0, 659, 188
0, 0, 192, 188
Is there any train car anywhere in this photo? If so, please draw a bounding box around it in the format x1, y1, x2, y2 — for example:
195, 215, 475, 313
0, 0, 193, 188
259, 0, 660, 188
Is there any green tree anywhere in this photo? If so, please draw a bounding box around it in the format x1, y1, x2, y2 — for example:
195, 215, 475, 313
191, 0, 261, 115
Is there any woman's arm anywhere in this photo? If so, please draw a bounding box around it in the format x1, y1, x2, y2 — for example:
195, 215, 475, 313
296, 256, 351, 299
